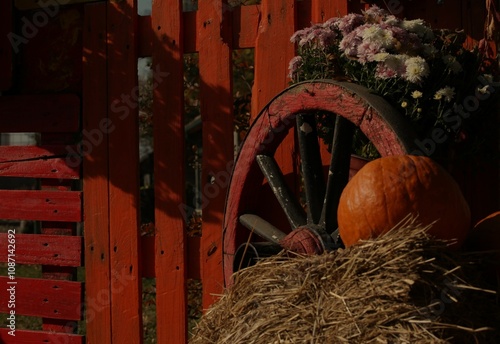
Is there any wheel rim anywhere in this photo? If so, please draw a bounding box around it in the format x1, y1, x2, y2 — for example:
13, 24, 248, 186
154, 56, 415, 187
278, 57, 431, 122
223, 80, 418, 286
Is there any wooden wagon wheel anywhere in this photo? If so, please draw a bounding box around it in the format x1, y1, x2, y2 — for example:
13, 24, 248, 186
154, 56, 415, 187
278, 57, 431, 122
223, 80, 419, 286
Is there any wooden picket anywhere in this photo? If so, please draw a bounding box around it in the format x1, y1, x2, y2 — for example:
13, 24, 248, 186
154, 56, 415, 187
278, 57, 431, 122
0, 0, 12, 91
82, 3, 112, 344
0, 1, 497, 343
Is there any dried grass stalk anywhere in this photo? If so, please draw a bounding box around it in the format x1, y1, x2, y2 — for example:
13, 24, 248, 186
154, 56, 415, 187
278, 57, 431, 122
190, 216, 499, 343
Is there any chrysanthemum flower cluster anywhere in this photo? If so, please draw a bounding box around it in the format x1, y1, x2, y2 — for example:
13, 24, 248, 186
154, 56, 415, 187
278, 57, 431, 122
289, 5, 496, 149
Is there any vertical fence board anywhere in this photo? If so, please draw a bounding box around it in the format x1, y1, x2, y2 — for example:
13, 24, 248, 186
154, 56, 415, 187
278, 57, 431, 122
251, 0, 296, 121
251, 0, 299, 232
151, 0, 188, 342
83, 3, 112, 344
0, 0, 12, 91
198, 0, 234, 308
106, 0, 143, 343
311, 0, 348, 23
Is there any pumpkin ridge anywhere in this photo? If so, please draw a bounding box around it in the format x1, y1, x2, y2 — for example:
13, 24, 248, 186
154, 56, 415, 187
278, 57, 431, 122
337, 155, 471, 248
380, 160, 392, 235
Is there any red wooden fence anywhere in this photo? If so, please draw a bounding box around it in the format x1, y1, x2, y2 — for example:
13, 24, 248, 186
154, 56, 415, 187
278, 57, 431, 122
0, 1, 497, 343
0, 94, 84, 343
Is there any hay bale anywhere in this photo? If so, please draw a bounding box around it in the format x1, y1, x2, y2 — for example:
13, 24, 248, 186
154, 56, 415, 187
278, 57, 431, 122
190, 218, 499, 343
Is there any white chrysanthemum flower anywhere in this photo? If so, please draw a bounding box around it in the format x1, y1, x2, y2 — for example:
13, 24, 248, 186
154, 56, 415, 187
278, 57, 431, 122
404, 56, 430, 84
401, 19, 434, 40
361, 25, 393, 48
372, 52, 390, 62
412, 90, 423, 99
434, 87, 455, 102
477, 85, 492, 95
443, 55, 463, 74
384, 15, 400, 26
385, 54, 407, 72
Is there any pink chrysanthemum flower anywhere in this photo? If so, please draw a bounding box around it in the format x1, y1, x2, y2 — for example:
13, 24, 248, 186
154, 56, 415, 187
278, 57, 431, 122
335, 13, 364, 35
288, 56, 303, 79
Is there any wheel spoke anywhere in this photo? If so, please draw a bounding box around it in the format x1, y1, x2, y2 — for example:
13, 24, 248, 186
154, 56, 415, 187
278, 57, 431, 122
239, 214, 287, 245
297, 114, 325, 225
256, 154, 307, 229
320, 115, 355, 232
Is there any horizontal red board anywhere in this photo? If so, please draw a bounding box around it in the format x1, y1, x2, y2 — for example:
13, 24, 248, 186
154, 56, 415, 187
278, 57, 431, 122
0, 145, 80, 179
0, 233, 82, 266
0, 328, 83, 344
0, 277, 82, 320
0, 190, 82, 222
0, 94, 80, 133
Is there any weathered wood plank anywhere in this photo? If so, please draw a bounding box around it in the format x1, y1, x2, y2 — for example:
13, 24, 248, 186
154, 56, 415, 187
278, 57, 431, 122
251, 0, 296, 120
0, 328, 83, 344
82, 3, 113, 343
0, 233, 82, 266
0, 190, 82, 222
250, 0, 299, 252
232, 5, 260, 49
311, 0, 348, 23
152, 0, 188, 342
138, 6, 259, 56
15, 0, 99, 10
0, 0, 12, 91
107, 0, 143, 343
140, 236, 201, 279
198, 0, 234, 309
0, 145, 80, 179
0, 94, 80, 133
0, 277, 82, 320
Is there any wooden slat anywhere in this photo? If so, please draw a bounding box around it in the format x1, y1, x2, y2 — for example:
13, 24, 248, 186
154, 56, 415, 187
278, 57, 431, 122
0, 328, 83, 344
0, 145, 80, 179
0, 0, 12, 91
15, 0, 99, 10
83, 3, 112, 343
152, 0, 187, 342
0, 190, 82, 222
140, 236, 201, 279
138, 6, 259, 56
251, 0, 296, 120
0, 233, 82, 266
250, 0, 300, 247
232, 5, 260, 49
0, 94, 80, 133
198, 0, 234, 309
107, 0, 143, 343
0, 277, 82, 320
311, 0, 348, 22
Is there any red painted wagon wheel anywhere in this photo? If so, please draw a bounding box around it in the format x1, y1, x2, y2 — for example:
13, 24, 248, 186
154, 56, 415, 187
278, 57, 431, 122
223, 80, 419, 285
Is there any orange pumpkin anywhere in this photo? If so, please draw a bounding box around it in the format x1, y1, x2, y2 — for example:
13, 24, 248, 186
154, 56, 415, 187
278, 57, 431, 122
337, 155, 471, 247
